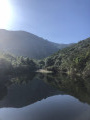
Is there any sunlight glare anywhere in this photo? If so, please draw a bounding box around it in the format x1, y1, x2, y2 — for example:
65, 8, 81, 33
0, 0, 12, 29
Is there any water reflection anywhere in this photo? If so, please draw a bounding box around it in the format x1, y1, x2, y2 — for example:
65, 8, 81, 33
0, 95, 90, 120
0, 73, 90, 107
0, 73, 61, 108
40, 73, 90, 104
0, 73, 90, 120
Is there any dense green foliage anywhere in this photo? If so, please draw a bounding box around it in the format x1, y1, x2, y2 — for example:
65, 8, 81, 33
43, 38, 90, 77
0, 52, 39, 74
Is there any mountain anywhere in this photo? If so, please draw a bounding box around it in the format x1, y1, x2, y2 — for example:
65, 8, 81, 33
42, 38, 90, 78
0, 29, 70, 59
0, 37, 90, 78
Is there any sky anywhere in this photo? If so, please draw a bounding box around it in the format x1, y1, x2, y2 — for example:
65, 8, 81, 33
0, 0, 90, 43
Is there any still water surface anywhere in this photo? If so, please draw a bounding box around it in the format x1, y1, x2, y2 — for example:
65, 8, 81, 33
0, 73, 90, 120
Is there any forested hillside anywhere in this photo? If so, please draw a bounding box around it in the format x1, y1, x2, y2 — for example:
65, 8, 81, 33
0, 52, 38, 74
0, 38, 90, 78
42, 38, 90, 78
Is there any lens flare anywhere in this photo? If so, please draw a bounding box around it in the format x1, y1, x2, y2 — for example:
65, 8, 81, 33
0, 0, 12, 29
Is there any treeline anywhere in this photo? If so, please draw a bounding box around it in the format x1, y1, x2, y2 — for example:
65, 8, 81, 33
40, 38, 90, 78
0, 38, 90, 78
0, 52, 39, 75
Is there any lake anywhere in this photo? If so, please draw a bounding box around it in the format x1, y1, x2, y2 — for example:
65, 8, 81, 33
0, 73, 90, 120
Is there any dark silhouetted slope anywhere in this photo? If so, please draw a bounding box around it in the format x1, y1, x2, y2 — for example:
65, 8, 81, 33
0, 29, 69, 59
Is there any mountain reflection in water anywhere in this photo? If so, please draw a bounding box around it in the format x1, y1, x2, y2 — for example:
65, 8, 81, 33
0, 73, 90, 120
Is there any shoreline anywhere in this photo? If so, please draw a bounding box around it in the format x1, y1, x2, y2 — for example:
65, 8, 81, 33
36, 69, 53, 73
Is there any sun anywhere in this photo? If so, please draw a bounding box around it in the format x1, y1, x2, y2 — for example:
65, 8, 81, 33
0, 0, 12, 29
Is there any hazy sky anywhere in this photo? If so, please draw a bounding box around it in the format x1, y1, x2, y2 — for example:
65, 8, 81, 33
0, 0, 90, 43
